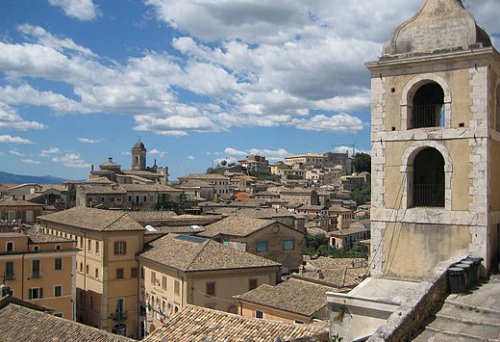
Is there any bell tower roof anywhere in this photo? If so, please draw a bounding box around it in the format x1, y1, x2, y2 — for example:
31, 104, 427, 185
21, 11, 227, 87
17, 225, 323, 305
383, 0, 492, 57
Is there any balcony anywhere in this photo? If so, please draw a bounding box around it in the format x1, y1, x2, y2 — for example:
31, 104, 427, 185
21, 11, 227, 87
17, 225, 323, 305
109, 311, 128, 321
411, 104, 442, 128
413, 184, 444, 207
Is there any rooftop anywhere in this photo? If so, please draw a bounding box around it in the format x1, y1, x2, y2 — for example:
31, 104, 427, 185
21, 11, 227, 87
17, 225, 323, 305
235, 278, 336, 317
139, 234, 280, 272
38, 207, 144, 232
0, 299, 134, 342
198, 215, 276, 238
27, 226, 74, 243
143, 304, 327, 342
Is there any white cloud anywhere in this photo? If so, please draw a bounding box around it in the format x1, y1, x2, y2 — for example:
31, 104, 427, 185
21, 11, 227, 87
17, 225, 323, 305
48, 0, 99, 21
223, 147, 289, 162
0, 135, 32, 144
294, 113, 364, 133
78, 137, 103, 144
22, 159, 41, 165
121, 151, 131, 156
10, 149, 25, 157
149, 148, 167, 158
187, 155, 195, 160
224, 147, 247, 157
40, 147, 61, 156
52, 153, 90, 168
333, 145, 370, 156
0, 102, 46, 131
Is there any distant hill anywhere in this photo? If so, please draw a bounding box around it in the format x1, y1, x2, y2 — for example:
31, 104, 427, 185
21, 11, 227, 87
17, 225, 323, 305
0, 171, 68, 185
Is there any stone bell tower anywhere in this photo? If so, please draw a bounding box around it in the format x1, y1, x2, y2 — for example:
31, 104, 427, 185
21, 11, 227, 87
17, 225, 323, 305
131, 139, 147, 171
366, 0, 500, 280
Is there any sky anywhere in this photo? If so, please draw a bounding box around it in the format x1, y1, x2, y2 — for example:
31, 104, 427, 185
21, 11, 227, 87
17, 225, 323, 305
0, 0, 499, 181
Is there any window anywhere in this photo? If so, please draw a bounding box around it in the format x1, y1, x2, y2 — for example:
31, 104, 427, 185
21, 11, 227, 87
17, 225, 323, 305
249, 278, 258, 291
79, 262, 83, 272
54, 285, 62, 297
256, 310, 263, 319
256, 241, 268, 252
206, 282, 215, 296
95, 241, 100, 255
31, 260, 41, 279
116, 268, 124, 279
174, 280, 180, 296
412, 148, 445, 207
54, 258, 62, 271
33, 246, 39, 252
29, 287, 43, 299
88, 239, 92, 252
5, 261, 14, 280
86, 265, 89, 274
55, 244, 61, 251
283, 239, 294, 251
114, 241, 127, 255
6, 242, 14, 253
141, 267, 145, 279
162, 275, 167, 290
95, 268, 99, 279
410, 82, 444, 129
151, 271, 156, 284
131, 267, 138, 278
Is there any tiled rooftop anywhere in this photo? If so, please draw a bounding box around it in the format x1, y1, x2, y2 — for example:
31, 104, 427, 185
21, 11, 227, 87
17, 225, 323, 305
0, 300, 135, 342
197, 215, 275, 238
139, 234, 280, 272
38, 207, 144, 231
235, 278, 336, 317
121, 184, 181, 192
27, 226, 75, 243
143, 305, 328, 342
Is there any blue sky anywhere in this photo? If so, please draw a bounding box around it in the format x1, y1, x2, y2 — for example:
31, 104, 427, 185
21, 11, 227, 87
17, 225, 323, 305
0, 0, 498, 181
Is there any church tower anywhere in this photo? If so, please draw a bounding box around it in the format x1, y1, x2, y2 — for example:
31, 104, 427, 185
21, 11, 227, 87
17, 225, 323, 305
366, 0, 499, 279
131, 140, 147, 171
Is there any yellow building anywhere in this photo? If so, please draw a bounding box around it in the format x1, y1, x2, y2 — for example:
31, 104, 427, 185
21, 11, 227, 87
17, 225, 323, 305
38, 207, 145, 339
138, 234, 280, 335
0, 228, 77, 319
366, 0, 500, 279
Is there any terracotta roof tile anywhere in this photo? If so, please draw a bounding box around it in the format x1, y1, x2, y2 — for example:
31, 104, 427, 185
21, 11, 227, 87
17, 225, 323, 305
234, 278, 335, 317
38, 207, 144, 231
0, 302, 134, 342
139, 234, 280, 271
143, 305, 327, 342
197, 215, 275, 238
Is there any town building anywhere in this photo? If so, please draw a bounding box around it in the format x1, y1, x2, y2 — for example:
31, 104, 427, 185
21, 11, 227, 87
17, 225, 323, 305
0, 228, 77, 319
237, 155, 270, 173
138, 234, 280, 335
285, 154, 327, 169
197, 215, 304, 272
38, 207, 145, 339
235, 278, 334, 324
0, 197, 43, 226
178, 174, 229, 198
90, 140, 168, 184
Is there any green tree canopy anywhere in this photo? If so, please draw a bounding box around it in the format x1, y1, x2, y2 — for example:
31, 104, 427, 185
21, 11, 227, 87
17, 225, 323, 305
352, 153, 371, 173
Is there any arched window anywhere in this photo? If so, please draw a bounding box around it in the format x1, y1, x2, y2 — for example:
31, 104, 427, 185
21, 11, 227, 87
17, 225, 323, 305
412, 148, 445, 207
6, 242, 14, 253
410, 82, 444, 129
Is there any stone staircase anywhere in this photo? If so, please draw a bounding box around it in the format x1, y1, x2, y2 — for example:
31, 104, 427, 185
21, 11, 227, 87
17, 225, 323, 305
413, 277, 500, 341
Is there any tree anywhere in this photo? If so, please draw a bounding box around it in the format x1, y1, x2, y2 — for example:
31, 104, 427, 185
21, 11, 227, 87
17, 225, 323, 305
351, 182, 371, 206
352, 153, 371, 173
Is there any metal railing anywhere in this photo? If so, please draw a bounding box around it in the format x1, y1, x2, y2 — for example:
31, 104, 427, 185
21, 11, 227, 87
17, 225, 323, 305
413, 184, 444, 207
412, 104, 442, 128
110, 311, 128, 321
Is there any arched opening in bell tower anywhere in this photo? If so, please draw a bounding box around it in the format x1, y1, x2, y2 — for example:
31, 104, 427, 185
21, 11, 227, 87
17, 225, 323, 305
412, 148, 445, 207
410, 82, 444, 129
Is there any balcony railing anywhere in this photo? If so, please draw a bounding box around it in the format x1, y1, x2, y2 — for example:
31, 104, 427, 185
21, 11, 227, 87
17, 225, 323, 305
110, 311, 128, 321
413, 184, 444, 207
412, 104, 442, 128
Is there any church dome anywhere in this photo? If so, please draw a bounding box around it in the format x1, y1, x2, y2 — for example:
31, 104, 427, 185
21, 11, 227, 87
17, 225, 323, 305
383, 0, 492, 57
99, 157, 121, 171
133, 140, 145, 150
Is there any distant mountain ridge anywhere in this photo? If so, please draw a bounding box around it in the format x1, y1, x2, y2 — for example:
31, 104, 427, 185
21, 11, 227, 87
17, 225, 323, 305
0, 171, 67, 185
